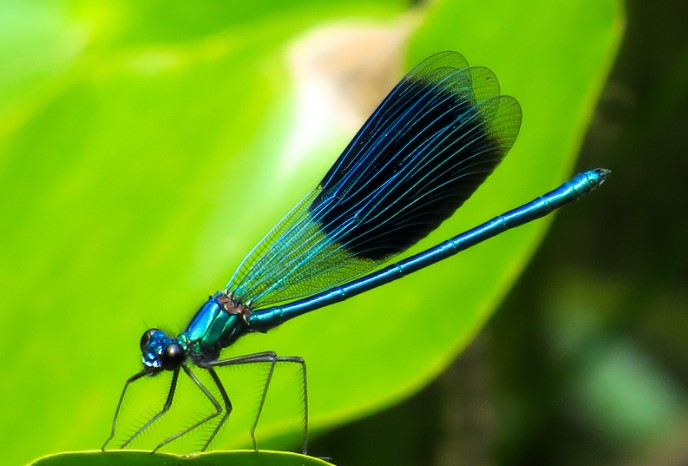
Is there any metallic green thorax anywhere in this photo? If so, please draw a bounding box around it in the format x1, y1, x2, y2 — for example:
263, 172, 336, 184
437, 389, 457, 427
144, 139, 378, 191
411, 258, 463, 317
179, 292, 251, 363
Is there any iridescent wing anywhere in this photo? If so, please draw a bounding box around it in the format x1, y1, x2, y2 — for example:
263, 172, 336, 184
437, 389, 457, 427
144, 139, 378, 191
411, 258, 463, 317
226, 52, 522, 308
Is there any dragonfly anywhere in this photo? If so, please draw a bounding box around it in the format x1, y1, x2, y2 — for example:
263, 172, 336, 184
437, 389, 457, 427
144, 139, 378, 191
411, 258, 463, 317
103, 51, 608, 453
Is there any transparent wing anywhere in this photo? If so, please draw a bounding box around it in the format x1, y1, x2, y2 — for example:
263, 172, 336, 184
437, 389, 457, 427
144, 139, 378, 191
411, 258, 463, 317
226, 52, 522, 308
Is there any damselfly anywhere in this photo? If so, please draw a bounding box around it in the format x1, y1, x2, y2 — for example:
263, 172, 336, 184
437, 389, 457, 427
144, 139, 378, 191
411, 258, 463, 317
103, 51, 608, 453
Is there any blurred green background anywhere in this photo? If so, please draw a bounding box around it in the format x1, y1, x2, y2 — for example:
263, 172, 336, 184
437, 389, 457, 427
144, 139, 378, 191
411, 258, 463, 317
1, 0, 685, 465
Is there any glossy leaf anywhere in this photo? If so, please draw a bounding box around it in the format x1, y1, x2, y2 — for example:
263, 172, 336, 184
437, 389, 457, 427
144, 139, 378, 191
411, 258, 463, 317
29, 451, 333, 466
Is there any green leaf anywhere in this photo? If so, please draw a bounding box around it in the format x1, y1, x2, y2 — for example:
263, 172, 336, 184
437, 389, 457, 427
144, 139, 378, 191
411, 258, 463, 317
2, 0, 622, 465
29, 451, 333, 466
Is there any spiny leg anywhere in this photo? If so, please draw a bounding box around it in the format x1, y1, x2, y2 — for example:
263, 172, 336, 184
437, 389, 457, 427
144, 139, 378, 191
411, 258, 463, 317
102, 370, 147, 451
121, 368, 180, 449
208, 352, 279, 451
277, 356, 308, 454
152, 365, 222, 452
200, 352, 280, 450
209, 352, 309, 453
202, 366, 231, 451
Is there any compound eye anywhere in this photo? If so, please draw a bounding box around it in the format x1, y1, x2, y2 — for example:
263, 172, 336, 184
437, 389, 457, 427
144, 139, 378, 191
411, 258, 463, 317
140, 329, 159, 351
161, 343, 185, 370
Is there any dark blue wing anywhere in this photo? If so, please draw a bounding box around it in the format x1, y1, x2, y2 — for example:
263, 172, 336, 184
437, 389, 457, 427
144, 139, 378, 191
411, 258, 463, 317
226, 52, 521, 307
